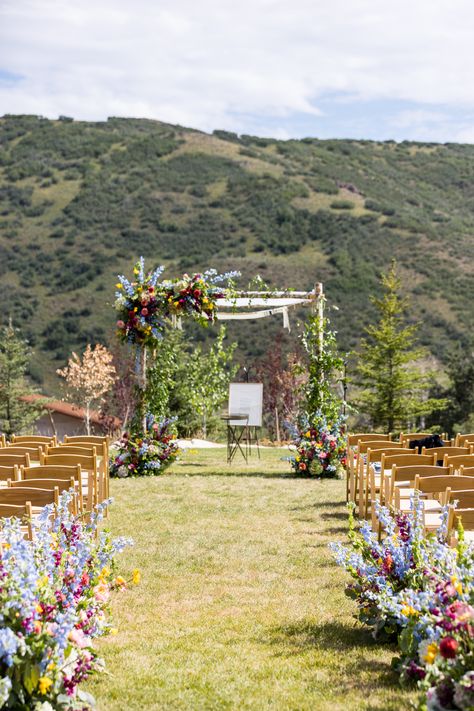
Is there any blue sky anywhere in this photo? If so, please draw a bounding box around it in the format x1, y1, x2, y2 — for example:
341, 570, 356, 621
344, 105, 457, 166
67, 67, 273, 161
1, 0, 474, 143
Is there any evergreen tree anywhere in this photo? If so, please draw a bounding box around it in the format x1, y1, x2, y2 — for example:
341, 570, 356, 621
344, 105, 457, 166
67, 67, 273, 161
0, 321, 44, 436
355, 263, 446, 433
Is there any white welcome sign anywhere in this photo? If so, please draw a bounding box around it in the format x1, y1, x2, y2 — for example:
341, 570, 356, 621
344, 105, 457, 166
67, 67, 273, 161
228, 383, 263, 427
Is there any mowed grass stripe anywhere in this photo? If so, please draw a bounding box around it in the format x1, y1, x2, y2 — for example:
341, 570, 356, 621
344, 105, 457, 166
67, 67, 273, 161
87, 449, 416, 710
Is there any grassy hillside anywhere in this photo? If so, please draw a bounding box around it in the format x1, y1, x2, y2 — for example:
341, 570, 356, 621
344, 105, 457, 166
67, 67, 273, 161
1, 114, 473, 392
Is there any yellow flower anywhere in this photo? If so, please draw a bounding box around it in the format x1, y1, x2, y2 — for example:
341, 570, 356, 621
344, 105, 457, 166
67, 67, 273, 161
401, 604, 418, 617
295, 455, 300, 462
133, 267, 139, 275
110, 627, 118, 636
115, 575, 126, 587
451, 575, 463, 595
424, 642, 438, 665
305, 431, 311, 438
99, 566, 111, 582
38, 677, 53, 695
116, 283, 123, 289
132, 569, 141, 585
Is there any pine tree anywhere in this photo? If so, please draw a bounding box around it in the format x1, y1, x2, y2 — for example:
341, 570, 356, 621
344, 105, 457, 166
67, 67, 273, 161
0, 321, 43, 436
355, 263, 446, 433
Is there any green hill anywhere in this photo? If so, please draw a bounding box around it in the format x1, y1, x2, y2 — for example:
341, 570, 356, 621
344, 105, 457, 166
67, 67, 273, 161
1, 114, 473, 392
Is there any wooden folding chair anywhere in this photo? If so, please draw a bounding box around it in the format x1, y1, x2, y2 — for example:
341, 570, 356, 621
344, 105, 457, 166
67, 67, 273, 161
414, 475, 474, 530
369, 453, 436, 528
387, 465, 453, 511
364, 447, 413, 518
454, 433, 474, 447
41, 454, 98, 510
0, 502, 33, 540
63, 436, 110, 503
0, 434, 5, 447
346, 433, 392, 501
443, 454, 474, 471
459, 466, 474, 477
350, 440, 399, 508
8, 478, 78, 515
22, 465, 85, 513
357, 442, 409, 517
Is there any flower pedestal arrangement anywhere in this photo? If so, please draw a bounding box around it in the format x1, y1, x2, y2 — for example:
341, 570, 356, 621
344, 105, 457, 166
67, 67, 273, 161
110, 416, 179, 478
290, 412, 347, 478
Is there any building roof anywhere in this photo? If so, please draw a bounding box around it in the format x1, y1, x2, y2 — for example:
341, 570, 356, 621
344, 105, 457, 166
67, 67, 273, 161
21, 394, 122, 430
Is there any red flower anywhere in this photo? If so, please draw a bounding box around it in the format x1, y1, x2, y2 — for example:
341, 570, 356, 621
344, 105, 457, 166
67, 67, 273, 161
193, 289, 201, 298
439, 636, 458, 659
299, 462, 307, 471
116, 320, 125, 328
141, 308, 149, 316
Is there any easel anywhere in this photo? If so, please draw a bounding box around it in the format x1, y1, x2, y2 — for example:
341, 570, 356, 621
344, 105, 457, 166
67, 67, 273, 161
221, 413, 249, 464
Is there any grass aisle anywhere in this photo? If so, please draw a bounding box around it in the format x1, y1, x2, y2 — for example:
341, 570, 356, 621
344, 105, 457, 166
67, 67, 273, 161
88, 450, 416, 710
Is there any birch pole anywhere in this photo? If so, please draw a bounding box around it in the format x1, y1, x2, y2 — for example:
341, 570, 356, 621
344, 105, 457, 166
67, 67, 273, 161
139, 345, 148, 435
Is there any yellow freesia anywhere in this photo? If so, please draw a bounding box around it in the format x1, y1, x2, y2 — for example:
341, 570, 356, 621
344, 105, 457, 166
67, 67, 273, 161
424, 642, 438, 664
38, 677, 53, 695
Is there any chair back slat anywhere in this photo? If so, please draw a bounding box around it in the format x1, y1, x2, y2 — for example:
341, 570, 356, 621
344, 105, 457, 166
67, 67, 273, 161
12, 435, 56, 445
0, 453, 30, 467
446, 490, 474, 507
415, 474, 474, 494
357, 440, 401, 455
0, 487, 58, 507
0, 464, 20, 482
443, 454, 474, 470
382, 453, 436, 470
455, 433, 474, 447
41, 453, 97, 471
348, 433, 391, 446
4, 446, 42, 462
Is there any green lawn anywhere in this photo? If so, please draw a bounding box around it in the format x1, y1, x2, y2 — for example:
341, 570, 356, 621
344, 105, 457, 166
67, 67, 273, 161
87, 449, 417, 710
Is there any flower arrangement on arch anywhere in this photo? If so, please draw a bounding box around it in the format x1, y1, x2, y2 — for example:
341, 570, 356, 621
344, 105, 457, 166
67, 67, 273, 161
110, 415, 179, 477
289, 411, 346, 478
330, 498, 474, 710
115, 258, 167, 348
115, 259, 239, 348
0, 494, 135, 709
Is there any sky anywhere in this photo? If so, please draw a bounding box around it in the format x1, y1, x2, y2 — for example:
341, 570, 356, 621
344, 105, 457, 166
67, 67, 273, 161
1, 0, 474, 142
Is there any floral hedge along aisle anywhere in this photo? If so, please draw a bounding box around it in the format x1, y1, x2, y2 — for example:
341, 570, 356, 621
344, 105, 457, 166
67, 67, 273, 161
331, 499, 474, 711
111, 257, 238, 477
290, 291, 347, 478
0, 494, 136, 710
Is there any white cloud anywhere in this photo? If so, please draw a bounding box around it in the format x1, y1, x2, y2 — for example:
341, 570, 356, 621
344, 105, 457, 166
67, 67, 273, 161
1, 0, 474, 139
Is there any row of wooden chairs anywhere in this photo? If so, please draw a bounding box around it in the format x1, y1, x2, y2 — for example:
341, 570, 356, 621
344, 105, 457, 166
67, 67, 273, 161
0, 434, 110, 539
347, 432, 474, 540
